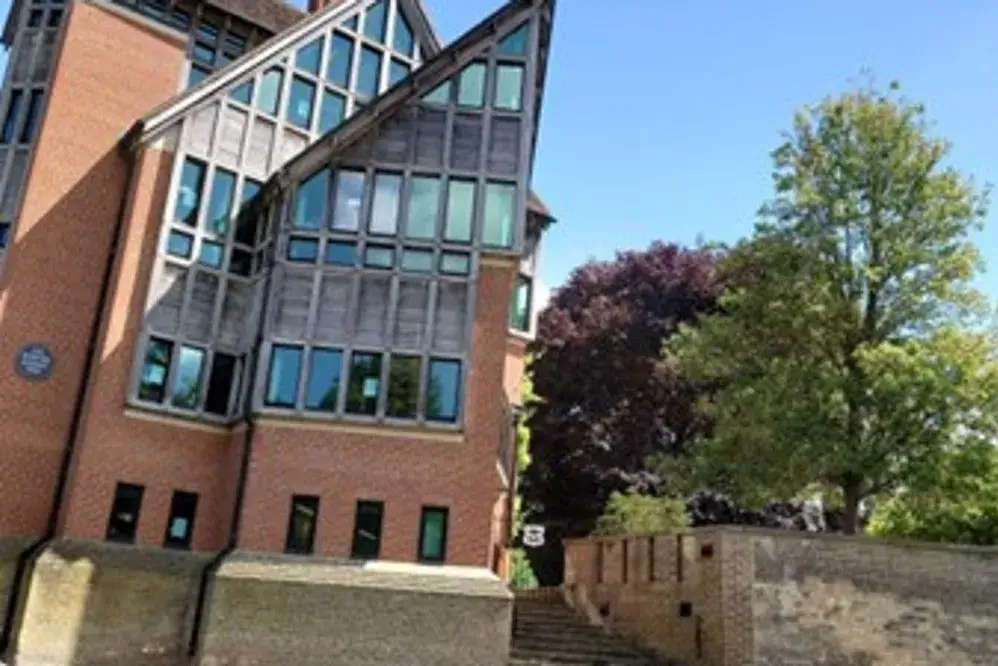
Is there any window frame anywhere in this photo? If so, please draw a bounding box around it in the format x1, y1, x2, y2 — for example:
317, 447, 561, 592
417, 506, 449, 564
163, 490, 199, 550
105, 482, 145, 545
285, 494, 320, 556
350, 499, 385, 560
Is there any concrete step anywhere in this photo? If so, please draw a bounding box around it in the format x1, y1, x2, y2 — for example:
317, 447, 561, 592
510, 647, 657, 665
513, 637, 653, 659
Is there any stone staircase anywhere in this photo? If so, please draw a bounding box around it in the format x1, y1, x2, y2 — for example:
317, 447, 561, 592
510, 590, 670, 665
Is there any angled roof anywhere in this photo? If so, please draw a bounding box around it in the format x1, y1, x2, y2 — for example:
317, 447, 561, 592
205, 0, 305, 34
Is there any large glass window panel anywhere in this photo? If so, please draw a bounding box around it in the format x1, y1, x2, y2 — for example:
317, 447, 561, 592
495, 65, 524, 111
351, 501, 383, 559
346, 352, 382, 415
357, 46, 382, 99
257, 67, 284, 117
483, 182, 516, 248
497, 22, 530, 56
171, 346, 205, 409
138, 338, 173, 403
295, 37, 323, 75
287, 77, 317, 130
327, 33, 354, 88
305, 348, 343, 411
318, 89, 346, 134
369, 173, 401, 235
405, 177, 440, 240
444, 180, 475, 243
174, 158, 206, 227
418, 507, 448, 563
205, 168, 236, 235
510, 275, 531, 332
427, 359, 461, 422
389, 59, 410, 87
393, 12, 414, 56
204, 353, 237, 416
1, 90, 22, 144
387, 356, 421, 419
266, 345, 303, 407
363, 0, 387, 42
294, 170, 329, 230
332, 170, 366, 232
422, 81, 451, 105
457, 63, 486, 107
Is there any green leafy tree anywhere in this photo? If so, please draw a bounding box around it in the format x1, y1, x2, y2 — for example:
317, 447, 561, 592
664, 79, 998, 534
510, 373, 539, 587
593, 490, 689, 537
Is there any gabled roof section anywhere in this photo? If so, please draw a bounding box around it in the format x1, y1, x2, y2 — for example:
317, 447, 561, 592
128, 0, 441, 146
207, 0, 305, 34
266, 0, 556, 200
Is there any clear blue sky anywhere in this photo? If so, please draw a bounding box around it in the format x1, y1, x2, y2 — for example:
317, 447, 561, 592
7, 0, 998, 299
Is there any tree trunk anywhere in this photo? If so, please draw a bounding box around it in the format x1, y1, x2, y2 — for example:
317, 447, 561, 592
842, 484, 862, 535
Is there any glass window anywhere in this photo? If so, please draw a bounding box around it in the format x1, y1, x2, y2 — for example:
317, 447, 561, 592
287, 237, 319, 263
187, 64, 210, 89
405, 177, 440, 240
325, 241, 356, 266
294, 170, 329, 230
138, 338, 173, 403
387, 356, 421, 419
510, 275, 532, 332
234, 178, 261, 245
285, 495, 319, 555
230, 80, 253, 105
169, 7, 191, 31
423, 81, 451, 105
287, 76, 316, 130
171, 346, 205, 409
418, 507, 448, 563
163, 491, 198, 550
351, 501, 383, 559
175, 158, 206, 227
257, 67, 284, 117
0, 222, 9, 250
47, 7, 63, 27
457, 63, 486, 107
19, 89, 44, 144
357, 46, 382, 99
401, 249, 433, 273
332, 170, 366, 232
440, 252, 471, 276
444, 180, 475, 243
495, 65, 524, 111
204, 353, 236, 416
196, 21, 218, 43
305, 348, 343, 411
363, 0, 387, 42
1, 90, 23, 144
296, 37, 323, 75
364, 245, 394, 269
427, 359, 461, 422
319, 89, 346, 134
27, 9, 43, 27
498, 23, 530, 56
483, 183, 516, 248
193, 42, 215, 66
369, 173, 401, 235
393, 12, 414, 56
346, 352, 382, 415
105, 482, 144, 544
327, 33, 354, 88
389, 59, 410, 87
344, 14, 359, 31
199, 241, 224, 268
166, 231, 193, 259
206, 168, 236, 235
266, 345, 303, 408
229, 248, 252, 276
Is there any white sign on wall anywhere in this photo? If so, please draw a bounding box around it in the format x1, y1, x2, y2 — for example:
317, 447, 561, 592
522, 524, 545, 548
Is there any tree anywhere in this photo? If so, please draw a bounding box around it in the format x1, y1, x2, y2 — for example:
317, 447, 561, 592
510, 374, 539, 588
664, 79, 998, 534
593, 491, 689, 537
523, 242, 722, 545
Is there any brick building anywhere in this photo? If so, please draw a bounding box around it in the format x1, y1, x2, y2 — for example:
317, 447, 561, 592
0, 0, 554, 575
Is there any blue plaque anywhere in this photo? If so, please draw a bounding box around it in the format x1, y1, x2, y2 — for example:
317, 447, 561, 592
16, 344, 53, 381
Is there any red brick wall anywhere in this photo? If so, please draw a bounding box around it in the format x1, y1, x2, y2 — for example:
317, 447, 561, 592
0, 4, 186, 538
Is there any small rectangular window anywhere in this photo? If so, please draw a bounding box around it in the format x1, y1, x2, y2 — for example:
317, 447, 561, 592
351, 500, 384, 559
401, 249, 433, 273
193, 42, 215, 66
495, 65, 524, 111
0, 90, 22, 144
325, 241, 357, 266
393, 12, 414, 56
287, 76, 317, 130
288, 237, 319, 263
163, 490, 198, 550
357, 46, 382, 99
106, 482, 144, 544
138, 338, 173, 403
510, 275, 532, 332
47, 7, 62, 26
327, 33, 354, 88
369, 173, 401, 235
457, 63, 486, 107
389, 59, 411, 87
440, 252, 470, 276
27, 9, 43, 27
319, 89, 346, 134
294, 170, 328, 230
19, 89, 44, 144
363, 0, 387, 42
266, 345, 303, 408
285, 495, 319, 555
295, 37, 324, 76
198, 240, 224, 268
175, 158, 206, 227
427, 359, 461, 422
405, 176, 440, 240
444, 180, 475, 243
387, 356, 421, 419
418, 506, 448, 563
204, 353, 237, 416
166, 230, 193, 259
229, 80, 253, 105
498, 23, 530, 56
171, 346, 205, 410
483, 182, 516, 248
346, 352, 382, 415
332, 169, 366, 232
257, 67, 284, 117
305, 348, 343, 411
422, 81, 451, 105
206, 168, 236, 235
364, 245, 394, 269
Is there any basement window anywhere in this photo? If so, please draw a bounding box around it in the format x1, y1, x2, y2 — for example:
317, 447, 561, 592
351, 500, 384, 559
106, 482, 145, 544
163, 490, 198, 550
285, 495, 319, 555
418, 506, 449, 564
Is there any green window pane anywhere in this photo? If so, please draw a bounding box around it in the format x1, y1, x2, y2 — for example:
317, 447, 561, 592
510, 275, 531, 331
319, 89, 346, 134
327, 33, 354, 88
405, 177, 440, 239
357, 46, 382, 99
401, 249, 433, 273
206, 168, 236, 235
287, 76, 316, 130
171, 346, 205, 410
175, 158, 206, 227
369, 173, 401, 235
257, 67, 284, 116
495, 65, 524, 111
444, 180, 475, 243
427, 359, 461, 422
363, 0, 387, 42
422, 81, 451, 105
389, 59, 410, 86
497, 23, 529, 56
325, 241, 356, 266
287, 237, 319, 263
139, 338, 173, 403
166, 231, 193, 259
294, 170, 329, 230
305, 348, 343, 411
364, 246, 394, 269
229, 80, 253, 105
393, 11, 414, 56
332, 170, 366, 232
346, 352, 382, 415
457, 63, 486, 107
440, 252, 470, 276
419, 507, 448, 562
266, 345, 302, 407
483, 182, 515, 248
295, 37, 323, 76
387, 356, 421, 419
198, 240, 224, 268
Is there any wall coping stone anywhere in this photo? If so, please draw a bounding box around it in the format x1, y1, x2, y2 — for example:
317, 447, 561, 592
0, 537, 36, 561
36, 538, 216, 573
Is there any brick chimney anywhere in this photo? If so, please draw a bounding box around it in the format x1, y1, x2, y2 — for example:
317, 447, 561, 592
307, 0, 333, 12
